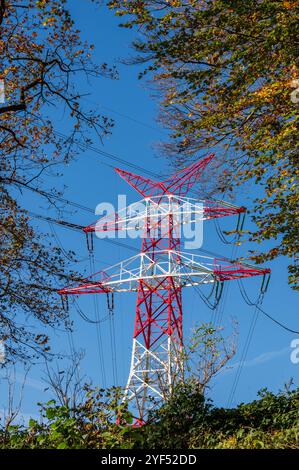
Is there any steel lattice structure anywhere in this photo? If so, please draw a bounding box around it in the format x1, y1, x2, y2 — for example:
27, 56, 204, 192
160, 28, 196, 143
58, 154, 270, 424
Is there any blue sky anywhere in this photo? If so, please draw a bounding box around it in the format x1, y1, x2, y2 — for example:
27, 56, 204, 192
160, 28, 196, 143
0, 2, 298, 423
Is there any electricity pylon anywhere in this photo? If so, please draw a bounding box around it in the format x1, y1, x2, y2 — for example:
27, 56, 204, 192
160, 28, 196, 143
58, 154, 270, 424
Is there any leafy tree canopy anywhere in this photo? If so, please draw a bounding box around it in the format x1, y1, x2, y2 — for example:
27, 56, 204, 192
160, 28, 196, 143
1, 383, 298, 449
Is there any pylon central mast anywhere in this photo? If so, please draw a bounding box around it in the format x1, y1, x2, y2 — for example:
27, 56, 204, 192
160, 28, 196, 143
126, 204, 183, 422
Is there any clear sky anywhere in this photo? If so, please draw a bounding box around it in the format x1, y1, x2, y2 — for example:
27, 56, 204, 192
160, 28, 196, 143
1, 2, 298, 422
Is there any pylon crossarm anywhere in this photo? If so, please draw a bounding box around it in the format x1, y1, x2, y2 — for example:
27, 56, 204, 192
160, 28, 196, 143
83, 195, 245, 234
58, 250, 270, 296
213, 259, 271, 281
57, 268, 112, 295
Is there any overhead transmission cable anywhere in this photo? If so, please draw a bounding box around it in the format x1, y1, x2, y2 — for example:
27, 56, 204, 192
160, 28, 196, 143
80, 96, 167, 136
72, 298, 110, 325
54, 130, 166, 180
214, 232, 241, 326
28, 210, 139, 254
226, 302, 260, 408
226, 282, 266, 408
238, 279, 299, 335
227, 275, 299, 407
107, 293, 118, 386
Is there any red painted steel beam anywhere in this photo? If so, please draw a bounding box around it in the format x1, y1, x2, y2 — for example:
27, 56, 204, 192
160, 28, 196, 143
214, 266, 271, 282
115, 154, 215, 198
57, 283, 111, 295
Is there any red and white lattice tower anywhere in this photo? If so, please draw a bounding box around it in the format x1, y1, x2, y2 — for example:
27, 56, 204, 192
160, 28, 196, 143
58, 155, 270, 424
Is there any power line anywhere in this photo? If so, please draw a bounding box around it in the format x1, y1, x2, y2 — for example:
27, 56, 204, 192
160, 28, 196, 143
55, 129, 231, 206
89, 252, 107, 387
72, 298, 110, 325
191, 277, 223, 311
227, 275, 265, 407
12, 181, 95, 215
86, 99, 167, 136
227, 276, 298, 407
54, 130, 166, 180
106, 293, 118, 386
28, 210, 139, 254
238, 279, 299, 335
48, 222, 77, 263
214, 234, 241, 326
109, 312, 118, 385
254, 305, 299, 335
227, 303, 260, 408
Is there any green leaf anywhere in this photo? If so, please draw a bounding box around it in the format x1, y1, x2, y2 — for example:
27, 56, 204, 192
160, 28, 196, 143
57, 442, 68, 449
